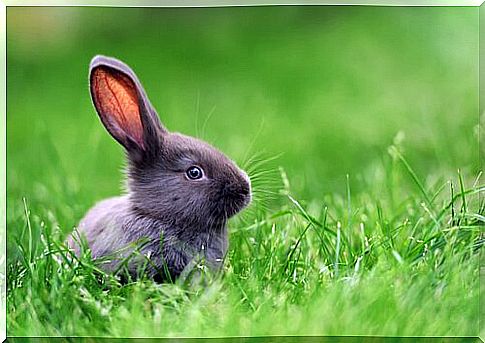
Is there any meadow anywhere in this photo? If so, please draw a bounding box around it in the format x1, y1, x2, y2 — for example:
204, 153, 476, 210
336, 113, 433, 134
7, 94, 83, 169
6, 6, 483, 338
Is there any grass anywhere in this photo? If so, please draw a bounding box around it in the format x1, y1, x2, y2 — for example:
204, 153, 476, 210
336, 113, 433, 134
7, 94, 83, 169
6, 6, 483, 338
6, 142, 483, 337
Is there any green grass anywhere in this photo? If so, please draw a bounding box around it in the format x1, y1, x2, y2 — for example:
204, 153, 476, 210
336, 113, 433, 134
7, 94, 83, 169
6, 6, 483, 338
7, 147, 483, 337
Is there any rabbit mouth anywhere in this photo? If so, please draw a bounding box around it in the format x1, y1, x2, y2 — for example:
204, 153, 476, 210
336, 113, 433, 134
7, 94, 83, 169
222, 198, 250, 218
218, 183, 252, 218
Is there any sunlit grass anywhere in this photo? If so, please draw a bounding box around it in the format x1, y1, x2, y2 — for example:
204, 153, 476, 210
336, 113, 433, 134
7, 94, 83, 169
7, 142, 483, 337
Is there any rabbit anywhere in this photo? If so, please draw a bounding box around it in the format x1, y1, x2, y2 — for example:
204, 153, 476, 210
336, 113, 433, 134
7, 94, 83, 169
67, 55, 251, 282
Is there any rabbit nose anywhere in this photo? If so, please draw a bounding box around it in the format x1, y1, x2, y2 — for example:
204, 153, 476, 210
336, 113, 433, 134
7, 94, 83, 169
241, 171, 251, 192
222, 178, 250, 199
240, 180, 250, 196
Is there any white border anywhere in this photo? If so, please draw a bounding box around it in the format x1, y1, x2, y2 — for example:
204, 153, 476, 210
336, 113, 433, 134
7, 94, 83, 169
1, 1, 482, 342
1, 1, 6, 341
2, 0, 484, 6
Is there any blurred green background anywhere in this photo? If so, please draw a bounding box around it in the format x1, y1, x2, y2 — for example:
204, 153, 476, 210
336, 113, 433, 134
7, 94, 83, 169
7, 6, 478, 207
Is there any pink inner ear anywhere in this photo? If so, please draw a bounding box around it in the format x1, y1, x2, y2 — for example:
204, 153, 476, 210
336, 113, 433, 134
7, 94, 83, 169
92, 68, 144, 148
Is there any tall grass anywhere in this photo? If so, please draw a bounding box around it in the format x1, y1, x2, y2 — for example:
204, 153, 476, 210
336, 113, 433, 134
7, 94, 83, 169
7, 141, 483, 337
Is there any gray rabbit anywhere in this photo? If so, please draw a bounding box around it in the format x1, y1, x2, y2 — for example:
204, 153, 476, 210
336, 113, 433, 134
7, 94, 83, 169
67, 55, 251, 282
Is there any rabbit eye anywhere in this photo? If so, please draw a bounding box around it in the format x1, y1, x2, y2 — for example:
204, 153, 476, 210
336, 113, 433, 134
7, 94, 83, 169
186, 166, 204, 180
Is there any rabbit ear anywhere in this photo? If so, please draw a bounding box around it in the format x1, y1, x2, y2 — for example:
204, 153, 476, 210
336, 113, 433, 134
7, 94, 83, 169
89, 55, 166, 161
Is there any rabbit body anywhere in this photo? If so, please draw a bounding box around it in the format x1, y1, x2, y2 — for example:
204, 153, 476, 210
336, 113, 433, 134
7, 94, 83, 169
68, 56, 250, 282
73, 195, 228, 281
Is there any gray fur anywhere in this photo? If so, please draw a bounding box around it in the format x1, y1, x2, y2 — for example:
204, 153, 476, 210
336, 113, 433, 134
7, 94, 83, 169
67, 55, 251, 282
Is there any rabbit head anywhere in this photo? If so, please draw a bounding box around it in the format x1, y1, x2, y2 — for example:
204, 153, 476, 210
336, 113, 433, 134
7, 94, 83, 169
89, 55, 251, 232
